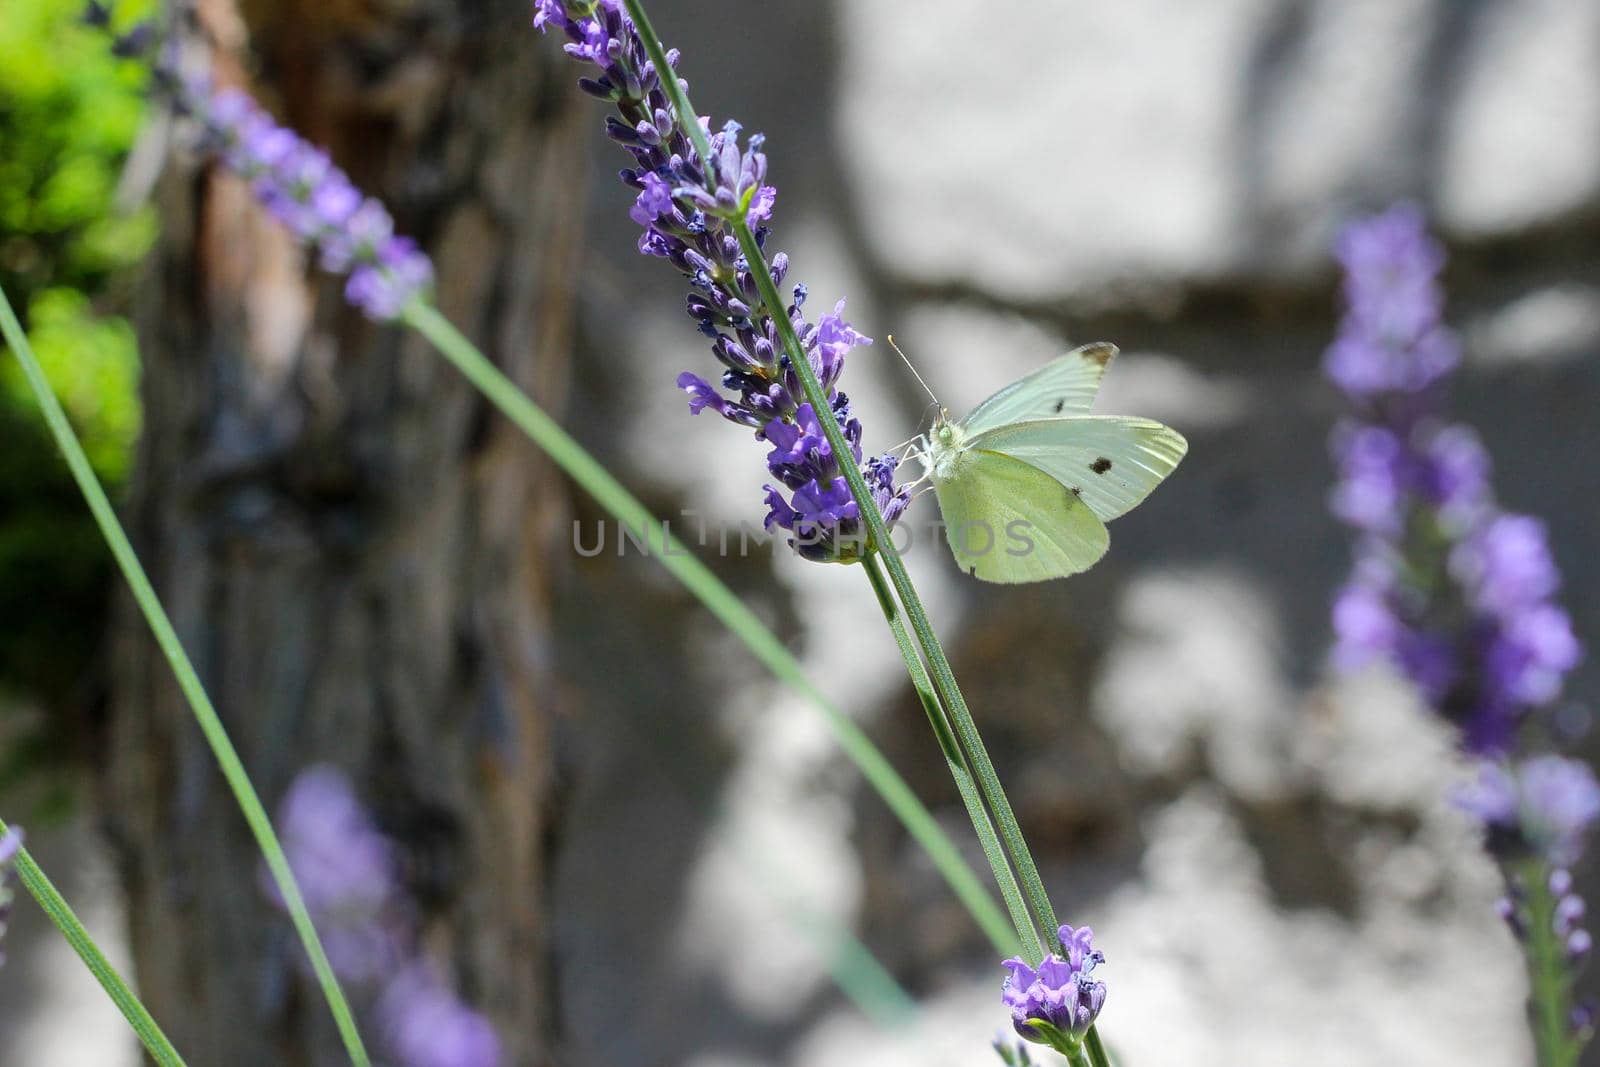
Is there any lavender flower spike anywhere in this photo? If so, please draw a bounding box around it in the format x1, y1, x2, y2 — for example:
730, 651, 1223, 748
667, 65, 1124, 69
533, 0, 911, 562
166, 77, 432, 321
1326, 205, 1582, 752
1000, 925, 1107, 1050
1328, 205, 1597, 1063
0, 827, 22, 968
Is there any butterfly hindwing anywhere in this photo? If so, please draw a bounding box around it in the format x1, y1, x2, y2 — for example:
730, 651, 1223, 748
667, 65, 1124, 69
932, 448, 1109, 583
968, 416, 1188, 523
959, 343, 1117, 437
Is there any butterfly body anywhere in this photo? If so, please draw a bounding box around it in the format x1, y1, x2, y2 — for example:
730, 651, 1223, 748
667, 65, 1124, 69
911, 344, 1186, 583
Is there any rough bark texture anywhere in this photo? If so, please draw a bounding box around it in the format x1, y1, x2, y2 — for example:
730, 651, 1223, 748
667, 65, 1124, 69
101, 2, 585, 1063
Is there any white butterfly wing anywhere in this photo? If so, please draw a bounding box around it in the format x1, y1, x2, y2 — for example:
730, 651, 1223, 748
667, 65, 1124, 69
932, 449, 1110, 583
970, 416, 1188, 522
959, 344, 1118, 437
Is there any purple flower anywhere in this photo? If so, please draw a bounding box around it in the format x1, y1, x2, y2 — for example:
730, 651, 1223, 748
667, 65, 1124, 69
1000, 926, 1107, 1047
1326, 203, 1458, 399
0, 827, 22, 968
1454, 515, 1563, 615
171, 83, 431, 321
535, 0, 909, 561
379, 965, 502, 1067
275, 767, 405, 982
1325, 207, 1581, 754
1331, 578, 1400, 668
1519, 757, 1600, 868
272, 769, 502, 1065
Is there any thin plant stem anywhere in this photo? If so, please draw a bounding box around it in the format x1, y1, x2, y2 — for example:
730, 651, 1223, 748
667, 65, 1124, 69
1062, 1040, 1094, 1067
617, 0, 1063, 956
399, 299, 1017, 955
1520, 858, 1580, 1067
0, 816, 187, 1067
726, 828, 920, 1025
1083, 1023, 1113, 1067
862, 556, 1029, 959
0, 284, 372, 1067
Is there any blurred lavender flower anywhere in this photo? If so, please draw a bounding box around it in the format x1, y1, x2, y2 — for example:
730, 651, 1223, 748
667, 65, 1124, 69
276, 767, 406, 982
274, 768, 498, 1067
1325, 205, 1581, 753
533, 0, 910, 562
81, 8, 432, 322
1327, 205, 1596, 1060
185, 87, 433, 321
379, 965, 502, 1067
1000, 925, 1107, 1048
1458, 757, 1600, 869
0, 828, 22, 968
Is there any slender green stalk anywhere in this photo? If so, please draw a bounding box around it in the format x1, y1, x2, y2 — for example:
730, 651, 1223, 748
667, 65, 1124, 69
617, 0, 1062, 955
0, 285, 372, 1067
0, 817, 187, 1067
1520, 859, 1581, 1067
400, 300, 1015, 955
1062, 1040, 1094, 1067
862, 557, 1030, 959
727, 829, 920, 1025
1083, 1023, 1113, 1067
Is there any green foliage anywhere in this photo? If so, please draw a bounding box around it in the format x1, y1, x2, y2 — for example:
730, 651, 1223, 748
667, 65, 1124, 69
0, 0, 151, 722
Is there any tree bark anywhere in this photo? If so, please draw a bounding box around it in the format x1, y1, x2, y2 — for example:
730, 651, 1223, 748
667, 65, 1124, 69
102, 1, 585, 1063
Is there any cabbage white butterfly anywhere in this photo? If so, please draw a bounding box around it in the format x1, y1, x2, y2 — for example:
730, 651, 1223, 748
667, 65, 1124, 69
903, 342, 1187, 583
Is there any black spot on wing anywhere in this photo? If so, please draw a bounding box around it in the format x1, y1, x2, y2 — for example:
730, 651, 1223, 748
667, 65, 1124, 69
1090, 457, 1113, 474
1052, 398, 1065, 413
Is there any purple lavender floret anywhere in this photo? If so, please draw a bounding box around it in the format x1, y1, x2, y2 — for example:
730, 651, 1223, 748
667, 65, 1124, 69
1458, 757, 1600, 868
275, 767, 407, 982
0, 828, 22, 968
1000, 925, 1107, 1047
379, 965, 502, 1067
533, 0, 910, 562
175, 83, 432, 321
1325, 205, 1582, 752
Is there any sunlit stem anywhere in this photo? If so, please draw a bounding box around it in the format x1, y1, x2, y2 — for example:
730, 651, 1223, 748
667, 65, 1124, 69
0, 816, 187, 1067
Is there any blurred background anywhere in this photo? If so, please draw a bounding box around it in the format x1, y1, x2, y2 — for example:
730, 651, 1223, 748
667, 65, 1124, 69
1, 0, 1598, 1064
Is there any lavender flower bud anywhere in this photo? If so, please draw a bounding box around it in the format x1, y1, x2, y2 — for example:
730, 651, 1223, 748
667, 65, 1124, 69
1000, 925, 1107, 1050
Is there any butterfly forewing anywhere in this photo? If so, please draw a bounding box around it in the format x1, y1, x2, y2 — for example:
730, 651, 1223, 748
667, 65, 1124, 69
969, 416, 1188, 523
958, 343, 1118, 437
932, 450, 1109, 583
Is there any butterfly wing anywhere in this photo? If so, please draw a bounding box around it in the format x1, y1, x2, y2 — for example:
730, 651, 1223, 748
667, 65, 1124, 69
969, 416, 1187, 523
932, 449, 1109, 583
959, 343, 1118, 437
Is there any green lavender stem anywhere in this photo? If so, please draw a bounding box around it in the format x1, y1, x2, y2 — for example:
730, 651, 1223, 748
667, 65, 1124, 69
399, 299, 1016, 955
862, 557, 1028, 959
1084, 1024, 1114, 1067
1060, 1039, 1093, 1067
0, 816, 187, 1067
1520, 859, 1581, 1067
615, 0, 1063, 958
0, 284, 372, 1067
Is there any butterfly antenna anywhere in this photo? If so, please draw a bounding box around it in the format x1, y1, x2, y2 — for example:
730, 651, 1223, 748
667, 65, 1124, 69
887, 335, 941, 408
